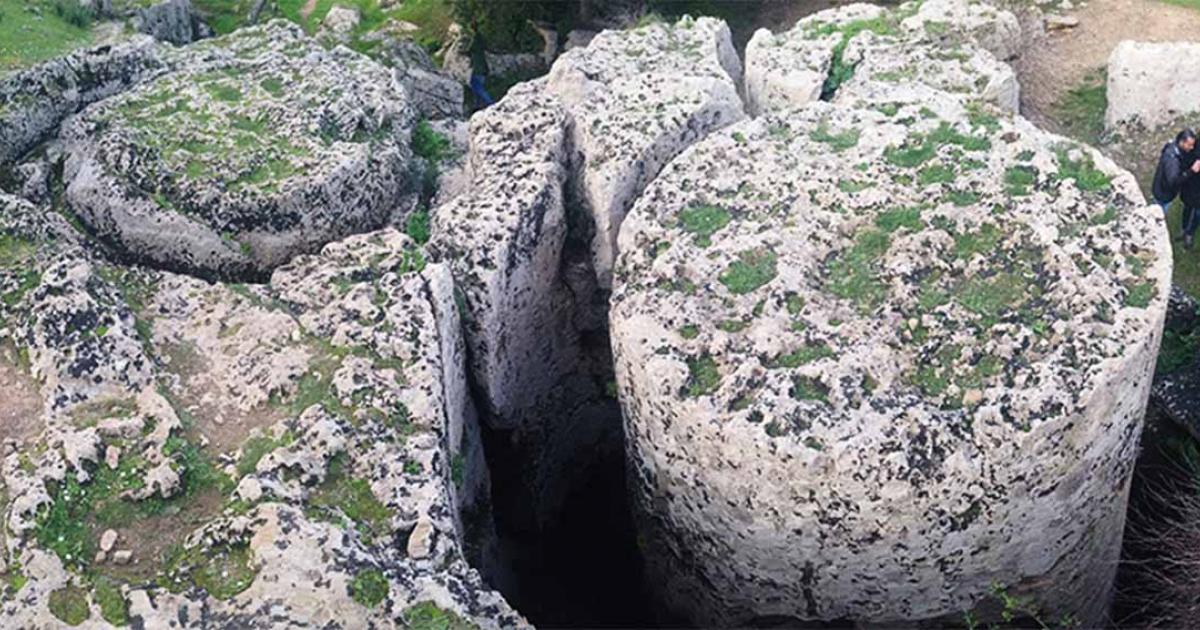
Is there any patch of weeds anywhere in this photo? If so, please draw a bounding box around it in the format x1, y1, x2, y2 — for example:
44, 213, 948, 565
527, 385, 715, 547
236, 432, 293, 477
1054, 147, 1111, 193
160, 543, 256, 600
945, 189, 980, 206
838, 179, 872, 193
1052, 69, 1106, 146
875, 207, 923, 233
1124, 281, 1155, 308
351, 569, 389, 608
412, 120, 453, 165
810, 122, 860, 152
719, 249, 777, 295
451, 453, 465, 489
825, 228, 889, 311
953, 223, 1003, 259
48, 585, 89, 626
307, 454, 392, 542
1004, 165, 1037, 196
717, 319, 746, 333
679, 324, 700, 339
406, 209, 431, 245
678, 204, 731, 247
91, 575, 128, 626
768, 343, 834, 368
684, 355, 720, 398
884, 138, 937, 168
917, 164, 956, 186
1157, 328, 1200, 374
205, 83, 243, 102
402, 601, 478, 630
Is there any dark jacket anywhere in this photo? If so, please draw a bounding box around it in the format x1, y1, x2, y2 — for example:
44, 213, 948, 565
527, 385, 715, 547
1182, 152, 1200, 208
1153, 141, 1195, 203
468, 31, 489, 77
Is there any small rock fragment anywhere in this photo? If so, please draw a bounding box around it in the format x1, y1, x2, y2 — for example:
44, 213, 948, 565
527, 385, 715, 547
113, 550, 133, 564
100, 529, 118, 552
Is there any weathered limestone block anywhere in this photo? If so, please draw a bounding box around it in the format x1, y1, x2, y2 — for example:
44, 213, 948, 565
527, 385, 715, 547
744, 1, 1019, 117
900, 0, 1022, 61
0, 36, 165, 165
611, 100, 1169, 625
428, 84, 571, 428
62, 21, 416, 280
543, 15, 745, 289
134, 0, 214, 45
1105, 40, 1200, 131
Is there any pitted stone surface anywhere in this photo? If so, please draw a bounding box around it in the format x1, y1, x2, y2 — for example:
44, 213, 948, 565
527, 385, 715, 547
0, 192, 520, 627
429, 84, 571, 428
62, 21, 417, 280
611, 95, 1168, 624
543, 15, 745, 289
744, 2, 1019, 118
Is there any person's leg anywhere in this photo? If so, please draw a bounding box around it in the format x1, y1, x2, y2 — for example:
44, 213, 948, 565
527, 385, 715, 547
1159, 198, 1172, 217
469, 74, 495, 107
1185, 205, 1195, 247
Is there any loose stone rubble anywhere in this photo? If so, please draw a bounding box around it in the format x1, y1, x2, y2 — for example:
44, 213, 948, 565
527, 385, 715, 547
1105, 40, 1200, 131
61, 21, 418, 280
612, 4, 1169, 625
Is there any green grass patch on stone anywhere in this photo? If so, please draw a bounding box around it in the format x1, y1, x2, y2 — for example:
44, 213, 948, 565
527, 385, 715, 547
350, 569, 389, 608
306, 453, 392, 542
810, 122, 860, 152
719, 249, 777, 295
402, 601, 478, 630
412, 120, 454, 165
875, 207, 923, 233
1004, 165, 1037, 196
684, 355, 720, 398
768, 343, 833, 368
678, 204, 731, 247
160, 543, 256, 600
825, 228, 890, 311
1054, 147, 1112, 193
789, 375, 829, 402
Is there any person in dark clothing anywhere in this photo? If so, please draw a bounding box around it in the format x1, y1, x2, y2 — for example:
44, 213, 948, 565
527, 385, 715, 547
467, 25, 494, 107
1152, 128, 1200, 218
1181, 151, 1200, 249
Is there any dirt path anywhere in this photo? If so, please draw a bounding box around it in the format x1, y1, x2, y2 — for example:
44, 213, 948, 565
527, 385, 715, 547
1016, 0, 1200, 130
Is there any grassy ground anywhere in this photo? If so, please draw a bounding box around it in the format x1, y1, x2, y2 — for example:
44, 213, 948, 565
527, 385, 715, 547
0, 0, 95, 75
1161, 0, 1200, 10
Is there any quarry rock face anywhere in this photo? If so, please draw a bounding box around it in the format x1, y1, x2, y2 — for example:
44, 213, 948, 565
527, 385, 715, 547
62, 21, 417, 280
543, 15, 745, 289
1105, 40, 1200, 131
429, 84, 571, 429
0, 191, 520, 628
612, 4, 1169, 626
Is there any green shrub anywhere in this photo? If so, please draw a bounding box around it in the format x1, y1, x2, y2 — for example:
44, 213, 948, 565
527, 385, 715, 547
411, 121, 453, 165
